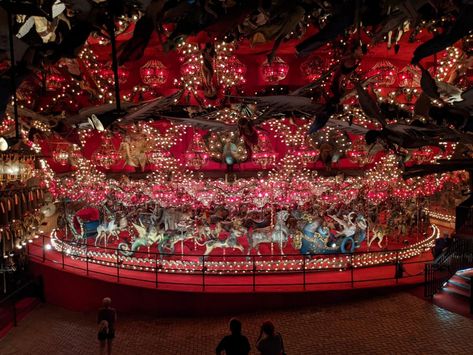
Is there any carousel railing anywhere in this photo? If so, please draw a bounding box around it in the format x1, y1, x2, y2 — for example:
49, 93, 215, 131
424, 238, 473, 298
24, 230, 436, 292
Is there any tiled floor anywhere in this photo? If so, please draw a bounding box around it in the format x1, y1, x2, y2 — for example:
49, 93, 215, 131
1, 292, 472, 355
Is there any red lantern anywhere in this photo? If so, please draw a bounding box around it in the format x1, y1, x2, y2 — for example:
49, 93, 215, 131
92, 138, 120, 169
140, 59, 168, 87
52, 148, 70, 166
180, 58, 201, 77
98, 63, 129, 85
185, 132, 209, 169
261, 57, 289, 83
365, 60, 397, 87
46, 67, 66, 92
346, 137, 372, 165
397, 65, 421, 88
300, 55, 325, 81
217, 55, 246, 87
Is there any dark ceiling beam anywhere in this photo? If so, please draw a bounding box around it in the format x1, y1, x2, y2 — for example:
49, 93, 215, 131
403, 160, 473, 179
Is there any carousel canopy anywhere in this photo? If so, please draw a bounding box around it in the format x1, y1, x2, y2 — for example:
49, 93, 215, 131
0, 0, 472, 207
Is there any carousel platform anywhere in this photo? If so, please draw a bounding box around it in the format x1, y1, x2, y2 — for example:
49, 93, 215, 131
25, 228, 437, 314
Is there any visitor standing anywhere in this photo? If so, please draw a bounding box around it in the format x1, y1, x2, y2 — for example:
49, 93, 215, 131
256, 321, 285, 355
216, 318, 251, 355
97, 297, 117, 355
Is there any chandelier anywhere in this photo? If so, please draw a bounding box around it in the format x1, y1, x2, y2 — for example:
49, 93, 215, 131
252, 133, 277, 169
92, 137, 121, 169
45, 67, 66, 92
97, 62, 129, 85
300, 55, 326, 81
253, 152, 277, 169
140, 59, 168, 87
347, 138, 374, 166
366, 60, 397, 87
185, 132, 209, 169
291, 148, 319, 166
261, 57, 289, 83
397, 65, 421, 88
216, 55, 246, 87
52, 148, 70, 166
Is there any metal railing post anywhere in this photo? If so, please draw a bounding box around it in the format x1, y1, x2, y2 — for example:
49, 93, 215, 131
42, 234, 45, 262
302, 256, 306, 291
61, 243, 65, 269
252, 256, 256, 292
350, 254, 354, 288
85, 242, 89, 276
424, 264, 429, 298
470, 276, 473, 315
116, 250, 119, 283
395, 251, 399, 284
202, 256, 206, 291
154, 253, 158, 288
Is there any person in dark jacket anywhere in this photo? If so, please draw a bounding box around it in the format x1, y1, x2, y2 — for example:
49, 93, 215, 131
256, 321, 285, 355
216, 318, 250, 355
97, 297, 117, 355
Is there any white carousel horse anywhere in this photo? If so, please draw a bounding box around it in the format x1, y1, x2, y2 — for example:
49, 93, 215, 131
159, 208, 182, 231
247, 210, 290, 255
197, 227, 246, 256
95, 219, 120, 247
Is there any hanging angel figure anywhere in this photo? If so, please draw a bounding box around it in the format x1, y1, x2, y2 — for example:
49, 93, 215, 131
204, 131, 248, 172
118, 132, 149, 172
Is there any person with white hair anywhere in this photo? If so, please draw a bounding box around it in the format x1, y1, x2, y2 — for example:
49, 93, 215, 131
97, 297, 117, 355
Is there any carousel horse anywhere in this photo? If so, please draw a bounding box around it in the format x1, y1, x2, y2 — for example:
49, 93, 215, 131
157, 207, 183, 231
196, 227, 246, 256
367, 226, 386, 249
65, 213, 86, 242
247, 210, 290, 255
95, 218, 121, 247
118, 221, 164, 257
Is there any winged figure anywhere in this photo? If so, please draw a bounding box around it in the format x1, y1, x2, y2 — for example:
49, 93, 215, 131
418, 65, 473, 131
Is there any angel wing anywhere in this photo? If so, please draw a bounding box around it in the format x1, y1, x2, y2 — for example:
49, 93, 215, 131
119, 90, 183, 124
388, 124, 473, 144
355, 82, 386, 126
161, 115, 237, 131
419, 65, 440, 100
325, 119, 370, 136
420, 70, 465, 104
435, 81, 463, 103
132, 222, 146, 238
290, 69, 335, 96
15, 107, 54, 123
455, 87, 473, 112
66, 102, 136, 125
239, 95, 321, 112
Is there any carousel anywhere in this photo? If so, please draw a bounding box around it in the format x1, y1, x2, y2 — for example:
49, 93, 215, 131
0, 1, 471, 290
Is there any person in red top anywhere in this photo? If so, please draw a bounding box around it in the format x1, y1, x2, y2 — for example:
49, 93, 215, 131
97, 297, 117, 355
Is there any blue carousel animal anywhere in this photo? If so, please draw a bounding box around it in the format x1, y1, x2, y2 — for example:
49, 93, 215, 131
297, 215, 337, 254
328, 212, 367, 253
296, 212, 368, 254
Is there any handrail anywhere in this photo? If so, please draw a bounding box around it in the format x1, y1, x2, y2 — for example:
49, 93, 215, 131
424, 238, 473, 298
24, 231, 434, 292
46, 225, 437, 260
0, 279, 38, 306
